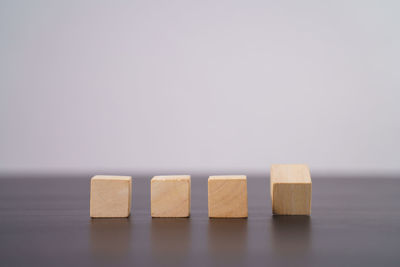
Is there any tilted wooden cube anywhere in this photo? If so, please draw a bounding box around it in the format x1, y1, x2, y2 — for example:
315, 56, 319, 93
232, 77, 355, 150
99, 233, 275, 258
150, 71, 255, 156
208, 175, 248, 218
90, 175, 132, 218
151, 175, 191, 217
270, 164, 312, 215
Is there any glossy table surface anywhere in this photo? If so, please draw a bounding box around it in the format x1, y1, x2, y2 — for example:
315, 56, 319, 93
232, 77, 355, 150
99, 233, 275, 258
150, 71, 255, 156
0, 174, 399, 266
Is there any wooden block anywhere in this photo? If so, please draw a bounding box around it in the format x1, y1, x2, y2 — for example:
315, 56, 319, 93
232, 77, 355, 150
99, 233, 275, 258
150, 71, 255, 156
90, 175, 132, 218
151, 175, 191, 217
270, 164, 312, 215
208, 175, 248, 218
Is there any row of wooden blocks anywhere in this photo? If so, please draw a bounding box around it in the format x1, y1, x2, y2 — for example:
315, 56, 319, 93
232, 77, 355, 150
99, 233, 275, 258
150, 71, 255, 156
90, 164, 312, 218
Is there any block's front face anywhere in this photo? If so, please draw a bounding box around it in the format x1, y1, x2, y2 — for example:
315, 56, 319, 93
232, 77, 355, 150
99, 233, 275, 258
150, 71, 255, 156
90, 176, 132, 218
272, 183, 312, 215
208, 176, 248, 218
151, 175, 190, 217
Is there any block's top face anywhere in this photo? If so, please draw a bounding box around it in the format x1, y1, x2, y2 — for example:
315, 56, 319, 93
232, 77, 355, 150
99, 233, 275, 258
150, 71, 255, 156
209, 175, 246, 181
151, 175, 190, 182
271, 164, 311, 184
92, 175, 132, 181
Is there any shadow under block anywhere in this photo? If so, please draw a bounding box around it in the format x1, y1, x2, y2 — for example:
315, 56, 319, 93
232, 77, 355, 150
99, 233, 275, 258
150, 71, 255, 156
151, 175, 191, 217
270, 164, 312, 215
208, 175, 248, 218
90, 175, 132, 218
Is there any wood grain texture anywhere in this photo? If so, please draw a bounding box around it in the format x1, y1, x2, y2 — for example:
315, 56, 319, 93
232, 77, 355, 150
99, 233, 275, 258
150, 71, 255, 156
208, 175, 248, 218
151, 175, 191, 217
90, 175, 132, 218
270, 164, 312, 215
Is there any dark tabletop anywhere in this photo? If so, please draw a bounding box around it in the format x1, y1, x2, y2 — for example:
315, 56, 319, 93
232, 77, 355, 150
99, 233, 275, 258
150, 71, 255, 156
0, 174, 399, 267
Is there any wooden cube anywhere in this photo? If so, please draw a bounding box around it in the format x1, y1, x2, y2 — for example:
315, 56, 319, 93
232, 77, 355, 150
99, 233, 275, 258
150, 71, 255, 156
90, 175, 132, 218
270, 164, 312, 215
208, 175, 248, 218
151, 175, 191, 217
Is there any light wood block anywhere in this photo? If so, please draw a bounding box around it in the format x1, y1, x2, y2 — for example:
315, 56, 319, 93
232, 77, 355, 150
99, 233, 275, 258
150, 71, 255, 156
90, 175, 132, 218
208, 175, 248, 218
270, 164, 312, 215
151, 175, 191, 217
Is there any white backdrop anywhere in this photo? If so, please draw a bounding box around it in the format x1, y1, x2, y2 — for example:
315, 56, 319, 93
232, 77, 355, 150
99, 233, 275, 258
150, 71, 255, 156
1, 0, 399, 174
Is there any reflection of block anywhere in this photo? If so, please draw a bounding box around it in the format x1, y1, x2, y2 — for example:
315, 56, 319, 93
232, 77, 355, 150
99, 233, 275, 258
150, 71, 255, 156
270, 164, 312, 215
90, 175, 132, 218
151, 175, 191, 217
208, 176, 248, 218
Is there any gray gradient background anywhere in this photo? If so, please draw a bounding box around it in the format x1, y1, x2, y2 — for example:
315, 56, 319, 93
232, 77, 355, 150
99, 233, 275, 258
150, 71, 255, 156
1, 0, 399, 175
